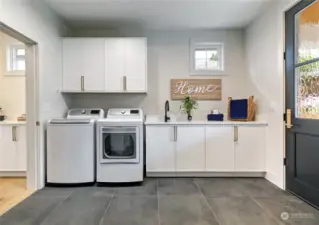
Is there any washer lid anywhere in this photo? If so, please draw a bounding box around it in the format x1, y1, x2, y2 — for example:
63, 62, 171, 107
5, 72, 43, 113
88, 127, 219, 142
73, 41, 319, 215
49, 119, 94, 125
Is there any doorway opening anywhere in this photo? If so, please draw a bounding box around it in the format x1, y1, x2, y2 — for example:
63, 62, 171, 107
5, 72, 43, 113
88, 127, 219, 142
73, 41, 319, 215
0, 22, 39, 215
285, 0, 319, 208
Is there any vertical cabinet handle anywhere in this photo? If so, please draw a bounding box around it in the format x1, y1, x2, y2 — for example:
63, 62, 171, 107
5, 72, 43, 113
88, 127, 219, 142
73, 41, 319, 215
123, 76, 127, 91
12, 126, 17, 142
175, 126, 178, 142
234, 126, 238, 142
81, 76, 84, 91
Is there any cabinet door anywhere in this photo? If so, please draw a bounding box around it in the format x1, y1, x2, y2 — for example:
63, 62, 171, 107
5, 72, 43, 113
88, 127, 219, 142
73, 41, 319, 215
176, 126, 206, 172
0, 126, 17, 171
146, 126, 175, 172
206, 126, 234, 172
105, 38, 125, 92
82, 39, 105, 91
235, 126, 266, 172
124, 38, 147, 92
62, 39, 82, 91
16, 126, 27, 171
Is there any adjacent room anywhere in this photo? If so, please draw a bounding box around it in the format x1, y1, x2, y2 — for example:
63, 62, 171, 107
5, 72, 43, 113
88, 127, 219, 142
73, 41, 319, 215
0, 30, 30, 216
0, 0, 319, 224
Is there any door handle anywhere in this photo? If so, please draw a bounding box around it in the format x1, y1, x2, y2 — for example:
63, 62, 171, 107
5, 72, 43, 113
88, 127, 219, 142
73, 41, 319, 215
12, 126, 17, 142
285, 109, 293, 129
175, 126, 178, 142
123, 76, 127, 91
234, 126, 238, 142
81, 76, 84, 91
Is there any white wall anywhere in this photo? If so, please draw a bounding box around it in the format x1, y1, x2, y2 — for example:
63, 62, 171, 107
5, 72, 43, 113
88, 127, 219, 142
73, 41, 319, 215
0, 0, 69, 188
65, 29, 261, 120
0, 32, 26, 120
245, 0, 299, 189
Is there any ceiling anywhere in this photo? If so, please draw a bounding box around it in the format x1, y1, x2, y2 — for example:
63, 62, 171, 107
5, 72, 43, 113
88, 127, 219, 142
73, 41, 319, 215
45, 0, 271, 30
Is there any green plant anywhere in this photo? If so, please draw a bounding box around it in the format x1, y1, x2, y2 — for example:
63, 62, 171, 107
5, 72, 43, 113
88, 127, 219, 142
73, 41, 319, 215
180, 96, 198, 115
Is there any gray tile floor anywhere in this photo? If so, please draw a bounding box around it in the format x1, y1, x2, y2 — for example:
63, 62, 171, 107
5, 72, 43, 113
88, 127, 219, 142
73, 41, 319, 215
1, 178, 319, 225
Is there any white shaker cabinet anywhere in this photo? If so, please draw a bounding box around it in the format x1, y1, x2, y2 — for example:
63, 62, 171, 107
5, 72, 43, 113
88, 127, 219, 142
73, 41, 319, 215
62, 39, 82, 91
62, 38, 105, 92
82, 39, 105, 91
146, 126, 176, 172
176, 126, 206, 172
105, 38, 125, 92
0, 125, 27, 172
206, 126, 235, 172
124, 38, 147, 92
63, 37, 147, 93
105, 38, 147, 92
234, 126, 265, 172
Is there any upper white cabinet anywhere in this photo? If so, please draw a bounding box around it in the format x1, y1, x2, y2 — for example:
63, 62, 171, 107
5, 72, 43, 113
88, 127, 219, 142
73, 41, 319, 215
62, 37, 147, 93
176, 126, 206, 172
206, 126, 234, 172
105, 38, 125, 92
62, 38, 105, 92
234, 126, 265, 172
0, 125, 27, 172
62, 39, 82, 91
124, 38, 147, 92
146, 126, 175, 172
82, 39, 105, 91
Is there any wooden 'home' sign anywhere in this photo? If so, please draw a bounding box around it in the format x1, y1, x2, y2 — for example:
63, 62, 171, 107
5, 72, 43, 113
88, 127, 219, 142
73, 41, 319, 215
171, 79, 222, 100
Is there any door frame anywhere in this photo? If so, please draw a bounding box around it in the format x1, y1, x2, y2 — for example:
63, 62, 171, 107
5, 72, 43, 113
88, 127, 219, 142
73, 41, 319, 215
0, 22, 40, 190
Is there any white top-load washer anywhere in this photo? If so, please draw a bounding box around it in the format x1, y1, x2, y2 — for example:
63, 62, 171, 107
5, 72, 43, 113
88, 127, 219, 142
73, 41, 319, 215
47, 108, 104, 185
96, 108, 144, 183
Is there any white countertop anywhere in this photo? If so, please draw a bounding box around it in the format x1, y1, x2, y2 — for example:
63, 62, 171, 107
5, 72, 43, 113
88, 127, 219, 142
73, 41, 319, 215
0, 121, 26, 126
145, 115, 267, 126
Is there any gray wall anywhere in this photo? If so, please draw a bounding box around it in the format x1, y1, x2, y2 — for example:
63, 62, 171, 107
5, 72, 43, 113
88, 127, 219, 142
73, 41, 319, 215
64, 28, 259, 119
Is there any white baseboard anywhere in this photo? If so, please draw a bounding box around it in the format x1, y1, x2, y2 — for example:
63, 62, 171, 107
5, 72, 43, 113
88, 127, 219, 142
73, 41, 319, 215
147, 172, 266, 177
265, 171, 284, 189
0, 171, 26, 177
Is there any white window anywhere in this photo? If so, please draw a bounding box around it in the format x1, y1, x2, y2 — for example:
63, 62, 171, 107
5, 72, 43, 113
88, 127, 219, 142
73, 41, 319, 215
190, 41, 224, 75
6, 44, 26, 75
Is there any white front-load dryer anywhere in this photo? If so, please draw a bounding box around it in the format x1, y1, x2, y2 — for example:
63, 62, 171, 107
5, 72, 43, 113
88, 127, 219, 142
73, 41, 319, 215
96, 109, 144, 183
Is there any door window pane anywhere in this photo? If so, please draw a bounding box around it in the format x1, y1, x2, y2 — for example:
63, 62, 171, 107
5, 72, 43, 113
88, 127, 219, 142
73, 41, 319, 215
296, 1, 319, 63
296, 61, 319, 119
103, 133, 136, 158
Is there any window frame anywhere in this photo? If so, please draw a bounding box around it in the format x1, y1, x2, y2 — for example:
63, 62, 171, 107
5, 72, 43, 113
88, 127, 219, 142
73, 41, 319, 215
190, 41, 225, 75
5, 44, 26, 76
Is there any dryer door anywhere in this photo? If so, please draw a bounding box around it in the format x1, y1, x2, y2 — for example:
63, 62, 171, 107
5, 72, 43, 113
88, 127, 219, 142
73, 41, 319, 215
99, 126, 140, 164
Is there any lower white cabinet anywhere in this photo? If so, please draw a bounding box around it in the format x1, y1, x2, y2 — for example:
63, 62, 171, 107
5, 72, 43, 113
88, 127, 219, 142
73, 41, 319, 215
0, 125, 27, 172
176, 126, 205, 172
146, 124, 266, 175
234, 126, 265, 172
206, 126, 234, 172
146, 126, 176, 172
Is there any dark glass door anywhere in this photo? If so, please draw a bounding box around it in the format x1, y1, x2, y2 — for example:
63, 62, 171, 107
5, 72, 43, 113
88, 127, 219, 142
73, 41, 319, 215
285, 0, 319, 208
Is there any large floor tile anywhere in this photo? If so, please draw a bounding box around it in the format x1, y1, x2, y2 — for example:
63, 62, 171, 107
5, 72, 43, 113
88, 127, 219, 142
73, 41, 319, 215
115, 179, 157, 196
236, 178, 292, 197
40, 187, 113, 225
159, 195, 219, 225
195, 178, 291, 198
0, 194, 69, 225
158, 178, 200, 196
206, 197, 280, 225
254, 195, 319, 225
194, 178, 248, 197
101, 196, 159, 225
